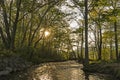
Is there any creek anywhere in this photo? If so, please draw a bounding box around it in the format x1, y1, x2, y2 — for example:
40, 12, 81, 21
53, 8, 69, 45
0, 61, 117, 80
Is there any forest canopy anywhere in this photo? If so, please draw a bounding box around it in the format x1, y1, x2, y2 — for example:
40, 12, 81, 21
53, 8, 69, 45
0, 0, 120, 63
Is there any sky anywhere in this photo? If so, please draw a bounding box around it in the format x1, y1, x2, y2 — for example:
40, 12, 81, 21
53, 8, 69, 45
60, 0, 95, 47
60, 0, 82, 29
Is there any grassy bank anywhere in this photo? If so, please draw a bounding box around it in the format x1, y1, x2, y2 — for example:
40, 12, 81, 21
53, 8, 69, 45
83, 62, 120, 79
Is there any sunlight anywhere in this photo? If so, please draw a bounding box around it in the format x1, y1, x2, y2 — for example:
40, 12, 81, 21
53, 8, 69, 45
44, 31, 50, 37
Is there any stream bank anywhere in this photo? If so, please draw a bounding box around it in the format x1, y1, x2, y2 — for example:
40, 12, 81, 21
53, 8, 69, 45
83, 62, 120, 79
0, 60, 117, 80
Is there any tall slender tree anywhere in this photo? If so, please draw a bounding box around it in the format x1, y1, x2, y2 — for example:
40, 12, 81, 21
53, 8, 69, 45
84, 0, 89, 65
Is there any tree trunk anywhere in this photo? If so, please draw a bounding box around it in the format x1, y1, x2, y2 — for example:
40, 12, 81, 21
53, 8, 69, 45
110, 39, 113, 60
114, 21, 119, 60
0, 27, 8, 48
79, 29, 84, 61
11, 0, 21, 49
0, 0, 11, 49
98, 26, 102, 60
84, 0, 89, 65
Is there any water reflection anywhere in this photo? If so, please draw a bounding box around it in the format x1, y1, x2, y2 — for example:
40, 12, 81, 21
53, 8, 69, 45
38, 73, 53, 80
32, 61, 114, 80
1, 61, 116, 80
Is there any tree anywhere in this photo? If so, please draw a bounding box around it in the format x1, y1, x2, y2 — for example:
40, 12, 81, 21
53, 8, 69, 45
84, 0, 89, 65
0, 0, 63, 50
110, 0, 119, 60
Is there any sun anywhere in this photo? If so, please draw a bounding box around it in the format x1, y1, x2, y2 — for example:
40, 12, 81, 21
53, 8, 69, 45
44, 31, 50, 37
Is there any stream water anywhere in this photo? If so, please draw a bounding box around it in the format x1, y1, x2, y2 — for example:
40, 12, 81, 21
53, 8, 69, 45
0, 61, 117, 80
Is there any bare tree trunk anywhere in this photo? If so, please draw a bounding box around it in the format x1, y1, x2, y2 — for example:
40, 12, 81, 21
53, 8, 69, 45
11, 0, 21, 49
0, 27, 8, 48
0, 0, 11, 49
79, 29, 84, 61
28, 14, 33, 47
20, 16, 27, 47
110, 39, 113, 60
114, 21, 119, 60
98, 26, 102, 60
84, 0, 89, 65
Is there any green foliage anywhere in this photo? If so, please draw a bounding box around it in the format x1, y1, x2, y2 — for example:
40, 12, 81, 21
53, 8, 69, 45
0, 50, 15, 57
0, 0, 120, 64
14, 45, 69, 64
